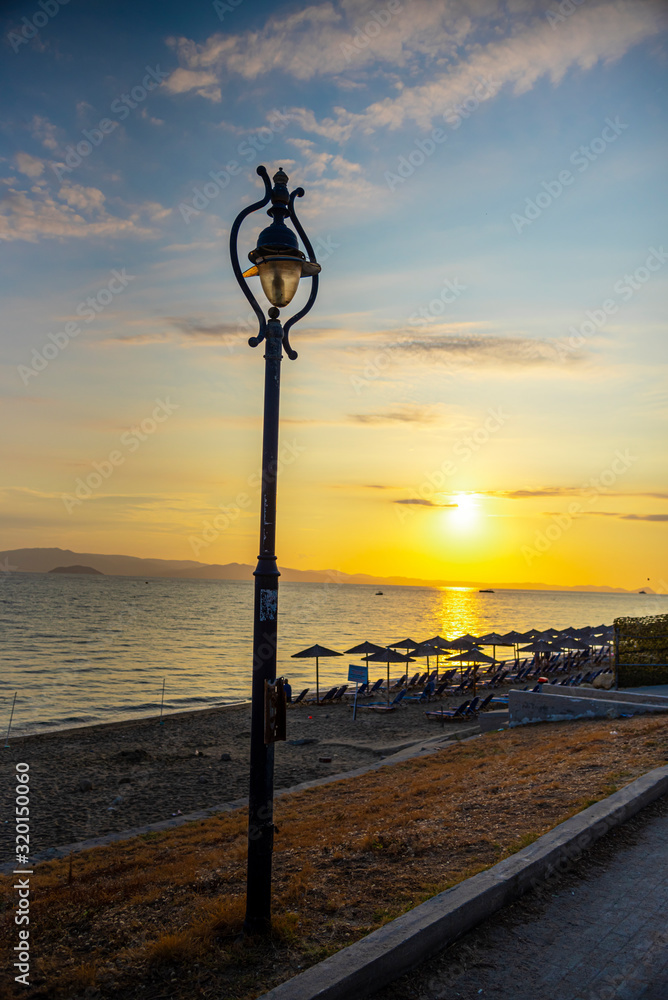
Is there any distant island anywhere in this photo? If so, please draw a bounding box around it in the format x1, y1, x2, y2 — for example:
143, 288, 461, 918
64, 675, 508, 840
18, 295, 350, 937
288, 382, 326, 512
0, 547, 659, 595
48, 565, 104, 575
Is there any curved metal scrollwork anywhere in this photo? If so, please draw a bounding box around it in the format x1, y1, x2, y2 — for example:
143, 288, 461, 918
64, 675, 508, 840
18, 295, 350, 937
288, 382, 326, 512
280, 188, 320, 360
229, 166, 319, 359
229, 166, 272, 348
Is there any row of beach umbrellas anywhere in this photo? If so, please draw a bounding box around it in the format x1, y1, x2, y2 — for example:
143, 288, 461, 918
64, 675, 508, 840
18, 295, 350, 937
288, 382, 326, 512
292, 625, 613, 704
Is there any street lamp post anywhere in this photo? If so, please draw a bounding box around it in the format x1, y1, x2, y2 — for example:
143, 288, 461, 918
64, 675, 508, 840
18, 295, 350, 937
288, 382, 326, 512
229, 165, 321, 935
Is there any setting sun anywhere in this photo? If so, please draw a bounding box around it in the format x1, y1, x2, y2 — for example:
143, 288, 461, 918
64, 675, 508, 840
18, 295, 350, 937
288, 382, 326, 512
448, 493, 480, 529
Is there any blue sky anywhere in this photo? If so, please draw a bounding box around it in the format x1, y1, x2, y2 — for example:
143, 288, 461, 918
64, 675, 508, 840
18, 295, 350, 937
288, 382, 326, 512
1, 0, 667, 589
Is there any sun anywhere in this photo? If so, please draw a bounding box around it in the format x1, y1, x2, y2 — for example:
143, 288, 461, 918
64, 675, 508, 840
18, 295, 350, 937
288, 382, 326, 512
448, 492, 479, 528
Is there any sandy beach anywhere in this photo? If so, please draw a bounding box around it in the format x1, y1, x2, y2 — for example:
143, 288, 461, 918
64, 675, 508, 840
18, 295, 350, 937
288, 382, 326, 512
0, 694, 487, 857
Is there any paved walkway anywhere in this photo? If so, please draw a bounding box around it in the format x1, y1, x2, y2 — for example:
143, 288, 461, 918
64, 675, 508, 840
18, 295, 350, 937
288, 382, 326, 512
374, 795, 668, 1000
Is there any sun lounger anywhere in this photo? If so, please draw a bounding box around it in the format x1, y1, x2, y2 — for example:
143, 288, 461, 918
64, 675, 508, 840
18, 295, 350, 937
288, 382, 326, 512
358, 689, 407, 712
404, 679, 436, 703
290, 688, 309, 705
425, 699, 471, 722
308, 686, 338, 704
332, 684, 349, 702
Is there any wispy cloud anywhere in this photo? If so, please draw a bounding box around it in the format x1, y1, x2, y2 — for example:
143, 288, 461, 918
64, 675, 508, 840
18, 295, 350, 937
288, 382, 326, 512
582, 511, 668, 521
14, 152, 45, 179
366, 332, 583, 369
29, 115, 59, 151
348, 404, 441, 425
163, 67, 221, 102
394, 498, 458, 507
494, 489, 668, 500
162, 1, 666, 142
0, 182, 157, 243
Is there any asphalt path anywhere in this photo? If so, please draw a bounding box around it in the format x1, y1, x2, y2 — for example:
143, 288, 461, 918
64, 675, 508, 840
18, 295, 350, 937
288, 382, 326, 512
373, 794, 668, 1000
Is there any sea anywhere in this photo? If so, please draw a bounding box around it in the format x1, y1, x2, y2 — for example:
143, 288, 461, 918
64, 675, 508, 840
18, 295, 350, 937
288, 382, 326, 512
1, 572, 665, 737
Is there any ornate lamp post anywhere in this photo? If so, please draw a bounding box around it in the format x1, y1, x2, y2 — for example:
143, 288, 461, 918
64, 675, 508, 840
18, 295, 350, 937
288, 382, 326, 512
229, 165, 321, 934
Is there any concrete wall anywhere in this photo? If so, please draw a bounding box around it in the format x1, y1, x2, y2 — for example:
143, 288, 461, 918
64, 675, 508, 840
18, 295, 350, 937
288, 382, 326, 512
540, 684, 668, 706
508, 689, 668, 727
479, 710, 509, 732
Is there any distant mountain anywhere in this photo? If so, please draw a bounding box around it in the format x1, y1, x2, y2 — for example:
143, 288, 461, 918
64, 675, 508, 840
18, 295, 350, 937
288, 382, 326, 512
0, 548, 204, 577
48, 565, 103, 575
0, 547, 654, 594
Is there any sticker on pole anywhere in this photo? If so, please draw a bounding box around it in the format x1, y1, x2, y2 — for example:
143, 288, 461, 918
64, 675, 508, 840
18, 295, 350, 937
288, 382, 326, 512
260, 589, 277, 621
348, 663, 368, 684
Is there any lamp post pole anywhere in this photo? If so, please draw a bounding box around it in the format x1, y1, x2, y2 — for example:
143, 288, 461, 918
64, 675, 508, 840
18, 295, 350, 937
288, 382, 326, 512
230, 166, 320, 935
246, 310, 283, 934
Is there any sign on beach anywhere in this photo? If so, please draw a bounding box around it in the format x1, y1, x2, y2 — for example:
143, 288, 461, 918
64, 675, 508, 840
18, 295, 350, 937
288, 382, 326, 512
348, 663, 369, 684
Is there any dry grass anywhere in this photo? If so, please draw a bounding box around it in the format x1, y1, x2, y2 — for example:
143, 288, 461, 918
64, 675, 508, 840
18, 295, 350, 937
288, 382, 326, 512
1, 715, 667, 1000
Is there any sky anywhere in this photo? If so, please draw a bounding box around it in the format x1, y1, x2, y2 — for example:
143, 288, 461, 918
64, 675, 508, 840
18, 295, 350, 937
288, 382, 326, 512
1, 0, 667, 590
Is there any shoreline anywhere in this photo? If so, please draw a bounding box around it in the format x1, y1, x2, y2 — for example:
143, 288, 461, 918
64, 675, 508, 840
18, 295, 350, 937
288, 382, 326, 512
6, 698, 251, 744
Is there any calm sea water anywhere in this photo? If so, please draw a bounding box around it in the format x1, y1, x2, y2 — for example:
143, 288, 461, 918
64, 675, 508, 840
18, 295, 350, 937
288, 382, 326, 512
1, 573, 665, 736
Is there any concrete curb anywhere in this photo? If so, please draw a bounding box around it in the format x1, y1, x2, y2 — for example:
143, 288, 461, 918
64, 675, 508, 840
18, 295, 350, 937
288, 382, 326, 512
0, 728, 479, 874
257, 763, 668, 1000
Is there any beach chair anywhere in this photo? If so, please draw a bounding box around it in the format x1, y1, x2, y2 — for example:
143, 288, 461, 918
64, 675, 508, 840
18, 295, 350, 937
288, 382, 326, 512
425, 699, 471, 722
290, 688, 309, 705
475, 694, 494, 713
359, 689, 407, 712
404, 679, 436, 703
432, 681, 450, 698
332, 684, 349, 702
310, 686, 338, 705
366, 678, 384, 697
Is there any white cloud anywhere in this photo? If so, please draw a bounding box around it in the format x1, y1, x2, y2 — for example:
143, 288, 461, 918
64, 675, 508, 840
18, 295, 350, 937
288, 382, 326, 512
58, 184, 106, 213
29, 115, 59, 151
0, 185, 155, 243
339, 0, 666, 134
284, 138, 385, 215
15, 153, 45, 179
165, 1, 481, 88
162, 67, 221, 102
162, 0, 666, 139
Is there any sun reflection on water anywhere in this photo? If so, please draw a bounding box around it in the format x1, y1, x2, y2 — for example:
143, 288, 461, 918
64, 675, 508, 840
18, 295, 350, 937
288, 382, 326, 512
434, 587, 489, 639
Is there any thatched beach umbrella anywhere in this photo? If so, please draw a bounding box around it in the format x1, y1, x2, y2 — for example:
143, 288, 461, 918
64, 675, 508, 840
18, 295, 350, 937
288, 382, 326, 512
366, 647, 415, 705
444, 636, 480, 650
291, 644, 343, 705
518, 640, 563, 653
419, 637, 452, 681
444, 649, 496, 696
500, 630, 526, 658
410, 641, 441, 681
388, 638, 419, 650
558, 636, 591, 650
344, 641, 386, 684
344, 640, 386, 661
518, 639, 564, 668
477, 631, 514, 664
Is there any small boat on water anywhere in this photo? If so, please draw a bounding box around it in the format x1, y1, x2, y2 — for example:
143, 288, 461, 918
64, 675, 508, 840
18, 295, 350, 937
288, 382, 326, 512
479, 588, 494, 593
375, 591, 383, 595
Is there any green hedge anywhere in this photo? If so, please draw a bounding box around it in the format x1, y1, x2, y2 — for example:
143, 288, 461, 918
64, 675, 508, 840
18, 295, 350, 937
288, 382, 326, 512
615, 613, 668, 688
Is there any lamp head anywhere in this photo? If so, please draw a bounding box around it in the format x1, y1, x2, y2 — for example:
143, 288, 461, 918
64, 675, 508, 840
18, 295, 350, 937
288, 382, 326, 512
242, 168, 320, 308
